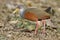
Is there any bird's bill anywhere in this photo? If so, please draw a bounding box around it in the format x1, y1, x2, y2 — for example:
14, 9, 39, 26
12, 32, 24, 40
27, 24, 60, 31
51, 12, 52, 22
12, 8, 19, 14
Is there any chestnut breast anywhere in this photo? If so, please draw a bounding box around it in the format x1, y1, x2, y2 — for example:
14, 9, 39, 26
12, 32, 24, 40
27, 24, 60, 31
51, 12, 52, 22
24, 12, 38, 21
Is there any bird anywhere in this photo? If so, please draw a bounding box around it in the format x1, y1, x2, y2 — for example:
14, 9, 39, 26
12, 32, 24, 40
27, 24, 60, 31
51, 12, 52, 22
12, 5, 55, 34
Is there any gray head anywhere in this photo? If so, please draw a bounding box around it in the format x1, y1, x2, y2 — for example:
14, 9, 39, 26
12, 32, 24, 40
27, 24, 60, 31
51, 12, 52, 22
17, 5, 24, 9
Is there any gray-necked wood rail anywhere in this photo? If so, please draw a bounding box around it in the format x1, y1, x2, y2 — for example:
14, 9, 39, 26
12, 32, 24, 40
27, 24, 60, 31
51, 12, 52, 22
13, 5, 55, 34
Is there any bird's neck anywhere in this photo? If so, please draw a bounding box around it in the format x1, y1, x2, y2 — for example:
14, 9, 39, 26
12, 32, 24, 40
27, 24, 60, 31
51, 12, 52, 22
20, 8, 25, 17
20, 8, 24, 11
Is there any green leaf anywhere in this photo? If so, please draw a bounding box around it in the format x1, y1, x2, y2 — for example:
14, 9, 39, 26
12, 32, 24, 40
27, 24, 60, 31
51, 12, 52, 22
25, 25, 35, 31
17, 21, 23, 28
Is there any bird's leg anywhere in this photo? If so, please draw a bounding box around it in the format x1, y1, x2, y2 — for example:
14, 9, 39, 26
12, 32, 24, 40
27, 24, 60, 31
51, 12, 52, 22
35, 21, 38, 34
42, 20, 46, 34
35, 20, 40, 34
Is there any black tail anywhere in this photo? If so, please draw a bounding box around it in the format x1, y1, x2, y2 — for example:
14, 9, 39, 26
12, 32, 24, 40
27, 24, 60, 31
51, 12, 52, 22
45, 7, 55, 16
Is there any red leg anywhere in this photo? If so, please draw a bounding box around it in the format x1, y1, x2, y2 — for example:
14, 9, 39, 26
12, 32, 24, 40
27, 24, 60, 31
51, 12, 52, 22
42, 20, 46, 34
35, 20, 40, 34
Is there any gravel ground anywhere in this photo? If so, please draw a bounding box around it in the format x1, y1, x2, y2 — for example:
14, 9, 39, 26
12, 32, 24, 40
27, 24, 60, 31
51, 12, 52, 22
0, 0, 60, 40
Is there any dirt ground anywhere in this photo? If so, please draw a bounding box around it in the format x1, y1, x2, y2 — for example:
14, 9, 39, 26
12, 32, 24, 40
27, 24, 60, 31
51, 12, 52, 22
0, 0, 60, 40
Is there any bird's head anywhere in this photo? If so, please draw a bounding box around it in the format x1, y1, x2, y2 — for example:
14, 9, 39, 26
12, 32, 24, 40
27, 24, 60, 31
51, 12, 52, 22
12, 5, 24, 14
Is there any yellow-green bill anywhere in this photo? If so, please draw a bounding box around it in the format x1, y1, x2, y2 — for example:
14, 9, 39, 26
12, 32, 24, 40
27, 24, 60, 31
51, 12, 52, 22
13, 8, 20, 14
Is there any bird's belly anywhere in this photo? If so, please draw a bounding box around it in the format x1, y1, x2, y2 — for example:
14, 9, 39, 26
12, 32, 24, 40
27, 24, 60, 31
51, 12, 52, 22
39, 15, 50, 20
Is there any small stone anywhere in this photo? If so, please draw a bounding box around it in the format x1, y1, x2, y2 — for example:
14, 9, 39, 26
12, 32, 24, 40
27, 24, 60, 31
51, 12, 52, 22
9, 20, 18, 24
7, 34, 12, 37
0, 23, 4, 27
